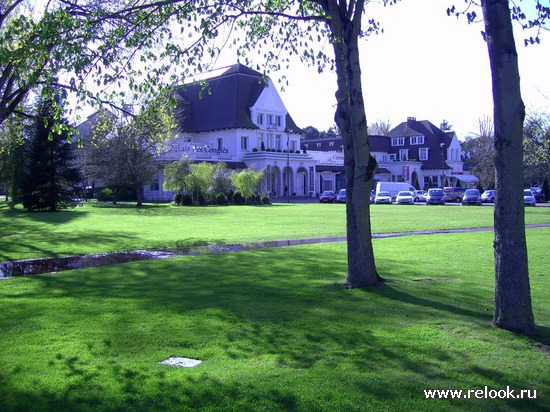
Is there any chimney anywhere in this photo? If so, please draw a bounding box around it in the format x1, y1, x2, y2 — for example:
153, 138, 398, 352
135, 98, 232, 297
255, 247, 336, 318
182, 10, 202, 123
407, 117, 416, 126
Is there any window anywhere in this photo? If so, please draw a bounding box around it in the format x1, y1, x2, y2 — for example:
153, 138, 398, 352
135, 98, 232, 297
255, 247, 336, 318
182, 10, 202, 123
276, 115, 282, 127
275, 134, 282, 150
316, 143, 322, 148
217, 138, 223, 151
267, 114, 274, 126
389, 154, 397, 161
267, 133, 274, 149
329, 142, 334, 147
241, 136, 249, 151
256, 113, 264, 125
149, 180, 160, 191
258, 133, 265, 150
410, 136, 424, 145
399, 149, 409, 161
290, 140, 297, 151
419, 148, 429, 161
391, 137, 405, 146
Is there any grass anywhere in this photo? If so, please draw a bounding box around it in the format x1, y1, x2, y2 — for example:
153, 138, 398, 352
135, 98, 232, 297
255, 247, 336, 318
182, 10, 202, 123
0, 201, 549, 410
1, 200, 549, 261
0, 229, 548, 411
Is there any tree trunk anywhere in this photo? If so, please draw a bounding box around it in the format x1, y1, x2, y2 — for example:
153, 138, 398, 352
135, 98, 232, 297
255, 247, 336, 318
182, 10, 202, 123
327, 0, 380, 288
136, 186, 143, 207
481, 0, 535, 334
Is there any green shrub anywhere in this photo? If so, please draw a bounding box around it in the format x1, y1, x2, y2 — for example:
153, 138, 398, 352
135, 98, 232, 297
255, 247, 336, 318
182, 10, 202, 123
97, 188, 113, 201
173, 192, 182, 205
233, 191, 245, 205
182, 194, 193, 205
261, 195, 271, 204
215, 193, 228, 205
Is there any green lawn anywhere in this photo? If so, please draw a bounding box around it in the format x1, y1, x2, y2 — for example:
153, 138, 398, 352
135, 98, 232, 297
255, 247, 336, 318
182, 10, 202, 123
0, 202, 549, 411
1, 200, 549, 261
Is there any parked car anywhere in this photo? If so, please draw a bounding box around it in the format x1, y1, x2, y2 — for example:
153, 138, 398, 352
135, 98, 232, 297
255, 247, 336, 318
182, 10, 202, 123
396, 191, 414, 205
524, 189, 537, 206
443, 187, 467, 203
413, 190, 427, 202
530, 187, 545, 203
426, 188, 445, 205
319, 190, 337, 203
462, 189, 482, 206
370, 190, 375, 204
374, 191, 392, 204
336, 189, 347, 203
481, 189, 496, 203
376, 182, 416, 201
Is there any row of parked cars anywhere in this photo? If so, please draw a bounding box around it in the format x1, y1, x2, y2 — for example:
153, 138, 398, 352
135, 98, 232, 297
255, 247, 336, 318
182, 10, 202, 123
372, 187, 545, 206
321, 186, 546, 206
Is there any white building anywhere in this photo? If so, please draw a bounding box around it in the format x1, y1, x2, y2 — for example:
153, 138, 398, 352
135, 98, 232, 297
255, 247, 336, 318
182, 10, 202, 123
144, 63, 319, 201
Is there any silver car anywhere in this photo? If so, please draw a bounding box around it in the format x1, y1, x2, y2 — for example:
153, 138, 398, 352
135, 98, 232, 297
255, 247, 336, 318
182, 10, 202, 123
524, 189, 536, 206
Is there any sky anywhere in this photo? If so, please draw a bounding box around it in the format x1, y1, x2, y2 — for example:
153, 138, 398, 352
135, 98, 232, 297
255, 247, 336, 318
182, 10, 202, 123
241, 0, 550, 140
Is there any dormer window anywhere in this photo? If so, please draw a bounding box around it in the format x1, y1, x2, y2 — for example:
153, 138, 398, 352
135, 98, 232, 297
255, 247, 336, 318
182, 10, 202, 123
391, 137, 405, 146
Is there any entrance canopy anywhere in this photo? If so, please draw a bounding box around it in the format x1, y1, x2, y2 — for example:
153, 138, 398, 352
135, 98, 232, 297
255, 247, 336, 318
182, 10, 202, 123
446, 173, 478, 183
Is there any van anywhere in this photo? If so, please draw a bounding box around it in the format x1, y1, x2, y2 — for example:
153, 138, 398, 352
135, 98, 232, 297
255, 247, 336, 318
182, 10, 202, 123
375, 182, 416, 201
443, 187, 467, 203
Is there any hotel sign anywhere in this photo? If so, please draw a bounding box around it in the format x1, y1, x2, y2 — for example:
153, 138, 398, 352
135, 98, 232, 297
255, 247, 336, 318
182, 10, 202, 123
158, 142, 229, 160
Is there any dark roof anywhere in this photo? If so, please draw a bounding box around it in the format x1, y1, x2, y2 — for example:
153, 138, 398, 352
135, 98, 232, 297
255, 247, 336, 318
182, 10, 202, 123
316, 165, 344, 173
387, 117, 453, 170
301, 135, 389, 152
176, 63, 302, 133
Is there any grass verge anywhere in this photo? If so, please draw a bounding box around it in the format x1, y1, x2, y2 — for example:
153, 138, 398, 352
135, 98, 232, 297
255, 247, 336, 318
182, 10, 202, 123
0, 229, 548, 411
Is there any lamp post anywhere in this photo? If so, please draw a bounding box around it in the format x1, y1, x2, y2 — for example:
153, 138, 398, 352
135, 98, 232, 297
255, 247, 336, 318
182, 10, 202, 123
440, 142, 446, 188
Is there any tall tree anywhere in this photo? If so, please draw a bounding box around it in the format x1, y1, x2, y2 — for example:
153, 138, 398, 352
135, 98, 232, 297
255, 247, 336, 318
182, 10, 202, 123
481, 0, 535, 334
0, 112, 26, 201
21, 90, 82, 211
368, 119, 392, 136
85, 94, 177, 206
523, 110, 550, 186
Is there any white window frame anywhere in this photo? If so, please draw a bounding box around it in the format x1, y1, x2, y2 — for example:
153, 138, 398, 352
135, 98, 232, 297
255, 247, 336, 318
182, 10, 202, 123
256, 113, 264, 125
419, 147, 429, 161
241, 136, 249, 151
391, 137, 405, 146
275, 134, 282, 150
399, 149, 409, 161
410, 136, 425, 145
217, 137, 223, 151
389, 154, 397, 161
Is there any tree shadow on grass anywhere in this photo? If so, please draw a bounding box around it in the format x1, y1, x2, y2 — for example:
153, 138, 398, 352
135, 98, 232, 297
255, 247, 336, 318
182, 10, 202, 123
2, 246, 549, 411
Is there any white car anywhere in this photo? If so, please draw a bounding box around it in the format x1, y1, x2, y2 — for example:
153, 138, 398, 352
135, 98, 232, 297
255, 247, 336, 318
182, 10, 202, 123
413, 190, 427, 202
374, 191, 392, 204
396, 191, 414, 204
524, 189, 536, 206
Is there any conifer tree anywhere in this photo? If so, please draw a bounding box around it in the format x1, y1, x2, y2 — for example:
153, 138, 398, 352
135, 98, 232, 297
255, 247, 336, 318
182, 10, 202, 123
21, 91, 82, 211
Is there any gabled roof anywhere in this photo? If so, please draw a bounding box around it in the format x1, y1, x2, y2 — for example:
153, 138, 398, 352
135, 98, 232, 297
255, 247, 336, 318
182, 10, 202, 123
387, 117, 453, 170
175, 63, 302, 133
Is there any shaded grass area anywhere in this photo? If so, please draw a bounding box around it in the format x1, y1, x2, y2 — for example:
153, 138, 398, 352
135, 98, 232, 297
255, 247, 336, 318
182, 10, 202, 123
1, 201, 549, 261
1, 229, 548, 411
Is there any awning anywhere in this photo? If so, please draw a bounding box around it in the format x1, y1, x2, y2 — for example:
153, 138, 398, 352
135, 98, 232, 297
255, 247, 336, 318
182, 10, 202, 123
316, 165, 344, 173
446, 173, 478, 183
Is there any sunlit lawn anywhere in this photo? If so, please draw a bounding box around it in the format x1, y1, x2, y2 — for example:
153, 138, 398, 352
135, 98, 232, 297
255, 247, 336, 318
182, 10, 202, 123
1, 200, 549, 261
0, 229, 548, 411
1, 201, 549, 410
